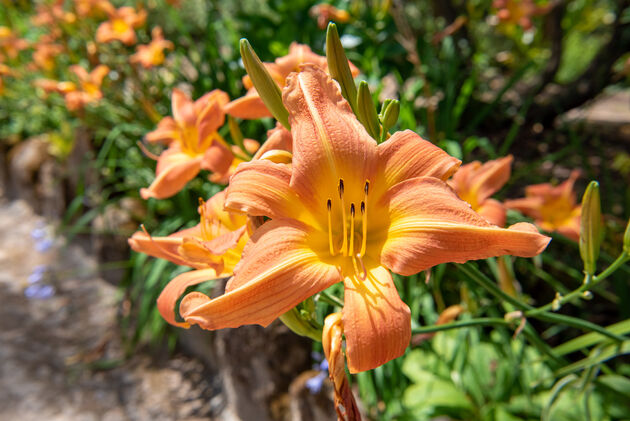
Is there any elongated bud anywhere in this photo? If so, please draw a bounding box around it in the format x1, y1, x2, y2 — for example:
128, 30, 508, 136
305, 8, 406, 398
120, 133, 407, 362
579, 181, 602, 275
279, 307, 322, 342
356, 81, 380, 140
326, 22, 358, 113
624, 218, 630, 254
239, 39, 290, 129
380, 99, 399, 135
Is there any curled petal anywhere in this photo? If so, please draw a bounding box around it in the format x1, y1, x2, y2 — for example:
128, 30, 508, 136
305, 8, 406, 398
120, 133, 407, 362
343, 262, 410, 373
157, 268, 218, 327
140, 148, 202, 200
224, 91, 273, 119
378, 130, 461, 188
476, 198, 507, 227
145, 116, 178, 144
180, 219, 341, 329
380, 177, 550, 275
225, 159, 307, 221
128, 226, 201, 267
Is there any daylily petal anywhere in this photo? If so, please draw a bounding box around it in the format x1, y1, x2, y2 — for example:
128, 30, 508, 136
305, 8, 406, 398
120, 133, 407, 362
380, 177, 550, 275
145, 116, 178, 144
471, 155, 513, 202
253, 123, 293, 160
140, 148, 202, 200
194, 89, 229, 116
172, 88, 196, 127
197, 90, 229, 138
180, 219, 341, 329
342, 262, 410, 373
128, 226, 202, 267
476, 198, 507, 227
225, 159, 306, 220
201, 140, 232, 176
504, 197, 544, 219
283, 65, 378, 215
224, 92, 273, 119
157, 268, 218, 327
378, 130, 461, 188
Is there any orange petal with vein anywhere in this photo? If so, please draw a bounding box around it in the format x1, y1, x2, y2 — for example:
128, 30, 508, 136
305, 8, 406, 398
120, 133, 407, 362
343, 263, 410, 373
476, 198, 507, 227
378, 129, 461, 187
128, 226, 201, 267
140, 148, 202, 200
225, 159, 305, 220
157, 268, 218, 327
224, 92, 273, 119
180, 219, 340, 329
380, 177, 550, 275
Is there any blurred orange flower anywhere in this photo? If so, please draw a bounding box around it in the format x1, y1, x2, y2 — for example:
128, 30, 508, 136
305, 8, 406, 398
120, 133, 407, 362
449, 155, 513, 227
224, 42, 360, 119
129, 190, 250, 327
0, 26, 28, 61
31, 0, 76, 27
73, 0, 114, 18
310, 3, 351, 29
64, 64, 109, 111
32, 41, 64, 71
96, 6, 146, 45
505, 170, 581, 240
0, 63, 12, 95
492, 0, 550, 30
130, 27, 174, 68
179, 66, 550, 373
141, 88, 235, 199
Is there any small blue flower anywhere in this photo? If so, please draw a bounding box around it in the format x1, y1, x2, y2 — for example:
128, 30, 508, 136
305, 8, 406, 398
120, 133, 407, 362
305, 372, 327, 394
24, 284, 55, 299
28, 265, 48, 283
30, 227, 47, 240
35, 238, 54, 253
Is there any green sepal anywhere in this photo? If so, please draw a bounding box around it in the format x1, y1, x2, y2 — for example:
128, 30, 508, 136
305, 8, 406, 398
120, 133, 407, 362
326, 22, 358, 113
239, 39, 290, 130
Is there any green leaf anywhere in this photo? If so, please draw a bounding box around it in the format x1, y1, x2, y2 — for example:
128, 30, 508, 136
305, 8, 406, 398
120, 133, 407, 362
402, 370, 473, 414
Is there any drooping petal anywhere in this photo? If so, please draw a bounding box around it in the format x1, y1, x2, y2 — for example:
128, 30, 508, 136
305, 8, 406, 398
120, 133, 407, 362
179, 219, 341, 329
342, 262, 410, 373
283, 65, 378, 215
140, 148, 202, 200
157, 268, 218, 327
224, 91, 273, 119
378, 130, 461, 188
379, 177, 550, 275
476, 198, 507, 227
128, 226, 202, 267
225, 159, 307, 221
145, 116, 178, 144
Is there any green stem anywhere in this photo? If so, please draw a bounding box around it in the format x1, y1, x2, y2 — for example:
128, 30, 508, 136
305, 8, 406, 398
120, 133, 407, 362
458, 263, 533, 311
318, 290, 344, 308
411, 318, 510, 334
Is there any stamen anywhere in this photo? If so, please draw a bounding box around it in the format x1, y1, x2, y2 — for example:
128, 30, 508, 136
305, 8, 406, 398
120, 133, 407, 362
339, 179, 348, 256
349, 203, 356, 256
360, 201, 367, 257
327, 199, 335, 256
356, 255, 368, 281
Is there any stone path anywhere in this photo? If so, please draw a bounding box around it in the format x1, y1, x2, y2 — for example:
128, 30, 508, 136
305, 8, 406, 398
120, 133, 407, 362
0, 200, 223, 421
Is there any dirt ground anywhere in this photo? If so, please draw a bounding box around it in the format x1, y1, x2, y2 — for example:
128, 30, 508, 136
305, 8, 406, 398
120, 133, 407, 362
0, 200, 225, 421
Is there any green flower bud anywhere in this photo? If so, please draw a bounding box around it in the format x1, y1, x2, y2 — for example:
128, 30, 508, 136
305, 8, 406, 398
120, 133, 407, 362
326, 22, 358, 113
624, 218, 630, 254
356, 81, 380, 140
279, 307, 322, 342
380, 99, 400, 134
239, 39, 290, 129
579, 181, 602, 275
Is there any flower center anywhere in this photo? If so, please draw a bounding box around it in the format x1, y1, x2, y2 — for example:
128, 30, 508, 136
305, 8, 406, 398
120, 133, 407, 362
326, 178, 370, 278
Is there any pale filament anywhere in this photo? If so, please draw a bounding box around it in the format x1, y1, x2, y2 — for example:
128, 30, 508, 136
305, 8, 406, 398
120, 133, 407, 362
327, 179, 371, 260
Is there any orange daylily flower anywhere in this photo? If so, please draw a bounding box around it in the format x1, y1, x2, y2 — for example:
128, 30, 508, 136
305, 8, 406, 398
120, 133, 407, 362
140, 88, 236, 199
95, 6, 147, 45
0, 26, 28, 61
177, 66, 550, 373
224, 42, 360, 119
31, 0, 77, 27
492, 0, 551, 30
73, 0, 114, 18
129, 190, 250, 327
63, 64, 109, 111
449, 155, 513, 227
32, 41, 64, 71
310, 4, 351, 30
130, 27, 174, 68
505, 170, 581, 241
